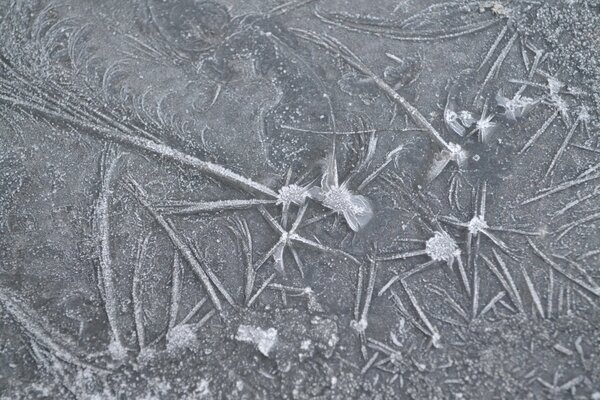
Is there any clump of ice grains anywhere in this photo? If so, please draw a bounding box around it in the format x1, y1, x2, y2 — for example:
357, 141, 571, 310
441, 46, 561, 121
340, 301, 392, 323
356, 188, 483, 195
236, 325, 278, 357
425, 231, 460, 262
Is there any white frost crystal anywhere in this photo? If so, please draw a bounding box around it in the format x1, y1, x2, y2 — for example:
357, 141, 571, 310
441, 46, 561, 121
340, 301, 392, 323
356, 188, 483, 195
312, 182, 373, 232
236, 325, 278, 357
277, 184, 310, 206
496, 92, 537, 120
447, 142, 468, 165
309, 153, 374, 232
425, 231, 460, 262
468, 216, 489, 235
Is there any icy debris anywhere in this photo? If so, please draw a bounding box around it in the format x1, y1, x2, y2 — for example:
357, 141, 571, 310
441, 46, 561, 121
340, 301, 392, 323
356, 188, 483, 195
311, 181, 373, 232
166, 324, 198, 352
445, 108, 477, 137
444, 107, 465, 136
425, 231, 460, 262
496, 92, 537, 120
444, 90, 477, 137
553, 96, 569, 116
298, 317, 339, 361
458, 111, 477, 127
324, 185, 372, 228
310, 144, 374, 231
447, 142, 468, 165
350, 317, 368, 333
235, 325, 278, 357
468, 216, 489, 235
276, 184, 310, 206
426, 142, 469, 183
310, 316, 339, 358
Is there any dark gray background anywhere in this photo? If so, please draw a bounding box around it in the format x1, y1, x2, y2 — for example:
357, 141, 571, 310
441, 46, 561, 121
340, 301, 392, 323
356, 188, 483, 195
0, 0, 599, 398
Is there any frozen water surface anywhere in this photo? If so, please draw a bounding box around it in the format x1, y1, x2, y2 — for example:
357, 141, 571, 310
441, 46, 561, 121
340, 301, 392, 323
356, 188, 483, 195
1, 0, 600, 398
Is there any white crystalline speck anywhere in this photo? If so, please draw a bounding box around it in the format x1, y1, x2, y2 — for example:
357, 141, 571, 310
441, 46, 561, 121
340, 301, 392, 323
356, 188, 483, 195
445, 109, 458, 123
547, 77, 564, 96
496, 92, 537, 120
458, 111, 476, 127
425, 231, 459, 262
445, 109, 466, 136
322, 185, 358, 213
468, 216, 488, 235
236, 325, 278, 357
319, 184, 373, 232
277, 184, 309, 205
448, 142, 468, 165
